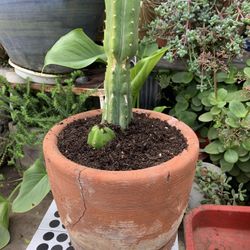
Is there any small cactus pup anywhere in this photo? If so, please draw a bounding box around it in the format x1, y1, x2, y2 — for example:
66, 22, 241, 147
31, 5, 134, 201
88, 0, 141, 149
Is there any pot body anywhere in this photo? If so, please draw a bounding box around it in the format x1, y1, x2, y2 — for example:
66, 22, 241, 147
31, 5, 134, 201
0, 0, 104, 73
43, 109, 199, 250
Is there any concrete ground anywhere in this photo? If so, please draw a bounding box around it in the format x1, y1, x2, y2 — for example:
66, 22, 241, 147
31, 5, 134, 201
4, 193, 53, 250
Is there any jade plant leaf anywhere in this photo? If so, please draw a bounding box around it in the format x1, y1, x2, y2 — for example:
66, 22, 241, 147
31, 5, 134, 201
220, 158, 234, 172
207, 127, 218, 140
171, 72, 194, 84
229, 101, 248, 118
44, 28, 106, 69
244, 67, 250, 78
224, 149, 239, 164
237, 161, 250, 173
204, 141, 224, 154
177, 111, 197, 127
0, 195, 10, 249
12, 158, 50, 213
198, 112, 213, 122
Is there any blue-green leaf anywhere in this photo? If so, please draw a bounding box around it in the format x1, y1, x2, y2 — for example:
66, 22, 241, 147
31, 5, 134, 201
0, 195, 10, 249
12, 158, 50, 213
131, 47, 167, 100
44, 28, 106, 70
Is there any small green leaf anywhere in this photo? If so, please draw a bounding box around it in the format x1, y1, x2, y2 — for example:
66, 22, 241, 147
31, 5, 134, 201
244, 67, 250, 78
191, 96, 201, 106
239, 154, 250, 163
175, 100, 189, 113
210, 153, 222, 162
0, 195, 10, 249
210, 106, 221, 115
217, 89, 228, 101
153, 106, 167, 113
247, 59, 250, 67
171, 72, 194, 84
224, 149, 239, 164
220, 158, 234, 172
236, 173, 250, 184
204, 141, 224, 154
198, 112, 213, 122
207, 127, 218, 140
216, 72, 228, 82
44, 28, 106, 69
225, 117, 240, 128
12, 158, 50, 213
242, 139, 250, 151
229, 101, 248, 118
229, 167, 240, 177
177, 111, 197, 127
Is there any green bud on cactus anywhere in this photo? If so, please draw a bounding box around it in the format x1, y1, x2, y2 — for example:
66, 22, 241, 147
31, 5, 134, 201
87, 125, 116, 149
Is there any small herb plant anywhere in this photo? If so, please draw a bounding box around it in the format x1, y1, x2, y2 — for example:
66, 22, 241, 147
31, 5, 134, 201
146, 0, 250, 90
195, 163, 247, 205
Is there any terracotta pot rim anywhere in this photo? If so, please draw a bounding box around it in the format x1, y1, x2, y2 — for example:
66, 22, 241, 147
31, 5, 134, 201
43, 109, 199, 181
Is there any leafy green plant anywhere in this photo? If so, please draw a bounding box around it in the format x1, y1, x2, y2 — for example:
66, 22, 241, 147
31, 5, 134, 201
0, 73, 92, 248
199, 77, 250, 185
146, 0, 250, 91
195, 163, 247, 205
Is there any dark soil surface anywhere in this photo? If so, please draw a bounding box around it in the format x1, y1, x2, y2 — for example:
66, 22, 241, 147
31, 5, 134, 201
58, 113, 188, 171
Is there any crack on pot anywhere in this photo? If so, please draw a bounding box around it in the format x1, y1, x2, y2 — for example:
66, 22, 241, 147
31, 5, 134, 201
72, 169, 87, 228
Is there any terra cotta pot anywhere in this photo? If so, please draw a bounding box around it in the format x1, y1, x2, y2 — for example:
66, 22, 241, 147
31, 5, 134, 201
43, 109, 199, 250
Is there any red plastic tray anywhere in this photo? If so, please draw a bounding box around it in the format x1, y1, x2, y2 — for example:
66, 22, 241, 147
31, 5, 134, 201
184, 205, 250, 250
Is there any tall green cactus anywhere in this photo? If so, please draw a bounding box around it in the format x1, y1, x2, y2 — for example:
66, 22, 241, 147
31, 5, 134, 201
102, 0, 141, 129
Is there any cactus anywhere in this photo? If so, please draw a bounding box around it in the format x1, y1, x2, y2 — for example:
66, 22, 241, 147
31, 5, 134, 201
102, 0, 141, 129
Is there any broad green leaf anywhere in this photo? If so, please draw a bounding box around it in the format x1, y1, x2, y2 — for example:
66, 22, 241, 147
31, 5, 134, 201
44, 28, 106, 69
175, 100, 189, 113
191, 104, 203, 112
0, 195, 10, 249
210, 106, 221, 115
171, 72, 193, 84
224, 149, 238, 164
220, 158, 234, 172
217, 89, 228, 100
239, 154, 250, 162
229, 166, 240, 177
210, 153, 222, 162
131, 47, 168, 100
244, 67, 250, 78
12, 158, 50, 213
236, 173, 250, 184
216, 71, 228, 82
238, 146, 249, 157
229, 101, 248, 118
207, 127, 218, 140
198, 112, 213, 122
153, 106, 167, 113
137, 42, 159, 59
225, 117, 239, 128
177, 111, 197, 127
226, 90, 250, 102
191, 96, 201, 106
204, 141, 224, 154
242, 139, 250, 151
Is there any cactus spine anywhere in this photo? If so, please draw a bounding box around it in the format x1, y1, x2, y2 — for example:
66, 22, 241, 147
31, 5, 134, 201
102, 0, 141, 129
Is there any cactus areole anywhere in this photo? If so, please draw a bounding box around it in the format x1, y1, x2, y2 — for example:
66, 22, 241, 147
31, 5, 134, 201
88, 0, 141, 148
102, 0, 141, 128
